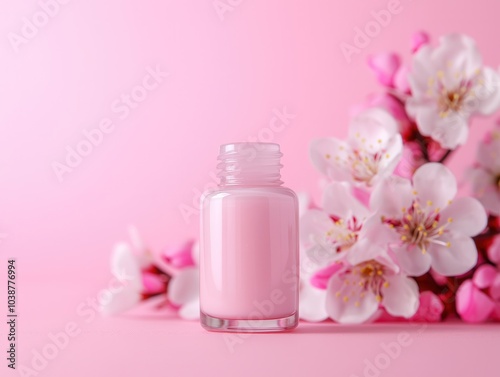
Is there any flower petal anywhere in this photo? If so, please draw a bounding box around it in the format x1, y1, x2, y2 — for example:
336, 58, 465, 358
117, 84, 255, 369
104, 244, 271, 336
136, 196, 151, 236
178, 299, 200, 320
394, 65, 411, 93
492, 303, 500, 320
381, 275, 419, 318
411, 31, 430, 53
351, 186, 370, 208
309, 138, 351, 181
110, 243, 143, 291
300, 209, 333, 239
322, 182, 369, 220
477, 133, 500, 172
393, 142, 425, 179
433, 34, 482, 77
411, 291, 444, 322
392, 244, 432, 276
370, 175, 413, 218
168, 267, 199, 306
439, 197, 487, 237
100, 287, 141, 316
469, 168, 493, 192
305, 245, 344, 270
428, 232, 478, 276
377, 134, 403, 174
374, 251, 401, 275
456, 280, 494, 323
413, 163, 457, 210
360, 216, 400, 250
407, 44, 437, 96
299, 281, 329, 322
478, 189, 500, 217
475, 67, 500, 115
355, 93, 408, 123
325, 274, 379, 324
489, 274, 500, 301
367, 52, 401, 87
473, 264, 497, 289
406, 99, 439, 137
429, 114, 469, 149
487, 236, 500, 264
346, 238, 389, 267
163, 239, 196, 268
300, 210, 335, 268
297, 192, 312, 217
310, 263, 343, 289
348, 108, 400, 151
142, 272, 166, 295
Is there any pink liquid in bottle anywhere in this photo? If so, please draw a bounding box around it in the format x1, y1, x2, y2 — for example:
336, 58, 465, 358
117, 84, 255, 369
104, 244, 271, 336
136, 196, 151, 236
200, 143, 299, 332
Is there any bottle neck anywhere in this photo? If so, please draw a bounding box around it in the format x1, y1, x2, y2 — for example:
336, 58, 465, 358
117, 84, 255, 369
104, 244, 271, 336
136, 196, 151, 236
217, 143, 283, 187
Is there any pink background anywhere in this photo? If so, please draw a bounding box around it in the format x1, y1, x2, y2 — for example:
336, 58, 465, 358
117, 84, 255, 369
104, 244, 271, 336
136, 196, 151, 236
1, 0, 499, 376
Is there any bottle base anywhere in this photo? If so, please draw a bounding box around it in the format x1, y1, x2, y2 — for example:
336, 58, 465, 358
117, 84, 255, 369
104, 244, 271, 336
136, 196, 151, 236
200, 311, 298, 333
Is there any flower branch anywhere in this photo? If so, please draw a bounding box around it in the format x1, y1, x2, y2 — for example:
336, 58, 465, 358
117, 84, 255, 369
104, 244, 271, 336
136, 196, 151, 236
100, 31, 500, 325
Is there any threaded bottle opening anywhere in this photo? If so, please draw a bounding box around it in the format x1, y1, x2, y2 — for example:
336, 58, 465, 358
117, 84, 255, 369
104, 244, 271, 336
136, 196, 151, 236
217, 142, 283, 186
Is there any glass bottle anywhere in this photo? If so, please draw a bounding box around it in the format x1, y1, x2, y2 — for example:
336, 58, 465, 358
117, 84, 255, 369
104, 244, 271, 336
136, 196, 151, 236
200, 142, 299, 332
